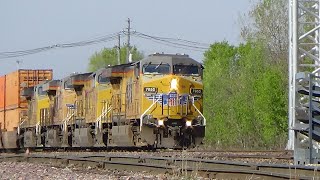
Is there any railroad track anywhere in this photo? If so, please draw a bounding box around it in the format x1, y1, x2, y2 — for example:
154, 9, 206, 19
2, 149, 293, 162
1, 149, 294, 165
0, 153, 318, 179
167, 149, 293, 160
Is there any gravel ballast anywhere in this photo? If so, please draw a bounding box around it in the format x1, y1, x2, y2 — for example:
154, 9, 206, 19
0, 161, 168, 180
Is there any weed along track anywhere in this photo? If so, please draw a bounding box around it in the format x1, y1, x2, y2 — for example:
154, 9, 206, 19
0, 151, 318, 179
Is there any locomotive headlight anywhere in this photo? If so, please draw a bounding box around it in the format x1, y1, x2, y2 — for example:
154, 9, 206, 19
186, 120, 192, 127
158, 119, 164, 126
170, 78, 178, 90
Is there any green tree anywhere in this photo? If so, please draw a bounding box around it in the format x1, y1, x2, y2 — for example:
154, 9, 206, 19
204, 0, 289, 149
88, 46, 144, 72
203, 42, 238, 147
241, 0, 289, 148
240, 0, 288, 63
204, 41, 288, 149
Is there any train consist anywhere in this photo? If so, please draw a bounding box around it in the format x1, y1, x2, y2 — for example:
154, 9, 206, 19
0, 53, 205, 150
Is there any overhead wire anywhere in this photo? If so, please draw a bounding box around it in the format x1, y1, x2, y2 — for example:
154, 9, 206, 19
60, 32, 120, 47
135, 32, 210, 47
0, 32, 122, 59
132, 31, 209, 52
0, 31, 210, 59
133, 33, 207, 52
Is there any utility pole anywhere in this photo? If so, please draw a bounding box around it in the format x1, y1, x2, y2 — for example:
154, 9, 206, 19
117, 33, 121, 65
126, 18, 131, 63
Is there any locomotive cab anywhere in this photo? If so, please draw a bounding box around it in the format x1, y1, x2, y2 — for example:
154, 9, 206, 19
20, 80, 60, 148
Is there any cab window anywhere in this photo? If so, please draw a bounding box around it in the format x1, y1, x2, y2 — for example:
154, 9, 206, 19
143, 64, 170, 74
98, 74, 110, 84
37, 86, 47, 96
173, 65, 199, 75
64, 80, 73, 89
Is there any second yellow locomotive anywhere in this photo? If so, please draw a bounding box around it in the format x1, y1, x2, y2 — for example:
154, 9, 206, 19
18, 53, 205, 149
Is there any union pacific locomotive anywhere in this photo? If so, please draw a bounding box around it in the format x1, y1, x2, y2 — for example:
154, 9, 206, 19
0, 53, 205, 149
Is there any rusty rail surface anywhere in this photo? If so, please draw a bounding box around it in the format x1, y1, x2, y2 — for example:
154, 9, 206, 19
0, 153, 318, 179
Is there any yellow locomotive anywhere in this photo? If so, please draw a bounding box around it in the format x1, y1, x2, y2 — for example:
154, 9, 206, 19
17, 53, 205, 149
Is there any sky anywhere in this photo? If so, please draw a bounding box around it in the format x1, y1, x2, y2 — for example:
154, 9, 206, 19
0, 0, 256, 79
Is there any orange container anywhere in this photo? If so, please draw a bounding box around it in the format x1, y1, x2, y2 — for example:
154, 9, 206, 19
0, 76, 5, 110
5, 69, 53, 110
0, 111, 4, 130
2, 108, 27, 131
0, 109, 28, 131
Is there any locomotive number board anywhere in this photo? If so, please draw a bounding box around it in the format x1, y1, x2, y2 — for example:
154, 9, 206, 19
190, 89, 203, 95
144, 87, 158, 93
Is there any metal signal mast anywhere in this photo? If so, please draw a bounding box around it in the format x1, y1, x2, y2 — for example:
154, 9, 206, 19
289, 0, 320, 164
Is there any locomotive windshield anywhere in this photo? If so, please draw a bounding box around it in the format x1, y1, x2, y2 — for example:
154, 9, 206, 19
98, 74, 110, 84
173, 65, 199, 75
143, 63, 170, 74
37, 86, 47, 96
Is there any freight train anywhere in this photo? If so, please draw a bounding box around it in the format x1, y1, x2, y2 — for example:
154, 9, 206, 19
0, 53, 205, 150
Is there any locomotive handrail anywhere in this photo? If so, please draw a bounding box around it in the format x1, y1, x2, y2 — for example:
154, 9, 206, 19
191, 96, 206, 126
62, 111, 75, 132
17, 119, 27, 135
140, 97, 161, 132
36, 122, 41, 135
95, 105, 112, 132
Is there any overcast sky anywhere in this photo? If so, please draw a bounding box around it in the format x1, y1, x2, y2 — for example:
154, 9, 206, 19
0, 0, 256, 78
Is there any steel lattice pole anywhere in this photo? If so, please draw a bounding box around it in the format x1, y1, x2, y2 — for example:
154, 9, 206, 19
289, 0, 320, 164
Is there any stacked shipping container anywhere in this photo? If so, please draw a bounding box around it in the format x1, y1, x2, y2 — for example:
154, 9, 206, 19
0, 69, 53, 131
0, 76, 5, 131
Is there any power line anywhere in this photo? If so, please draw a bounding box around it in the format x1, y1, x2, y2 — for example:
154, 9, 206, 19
136, 32, 210, 47
132, 32, 209, 52
0, 32, 122, 59
134, 33, 207, 52
0, 29, 211, 59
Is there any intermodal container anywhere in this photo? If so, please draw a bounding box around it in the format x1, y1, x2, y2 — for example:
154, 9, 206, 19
0, 76, 5, 110
4, 69, 53, 110
2, 108, 27, 131
0, 111, 4, 130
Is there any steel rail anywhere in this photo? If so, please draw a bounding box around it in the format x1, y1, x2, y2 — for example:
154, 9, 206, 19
37, 152, 292, 160
0, 154, 318, 179
191, 154, 292, 160
0, 149, 294, 160
44, 149, 295, 160
186, 149, 293, 153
